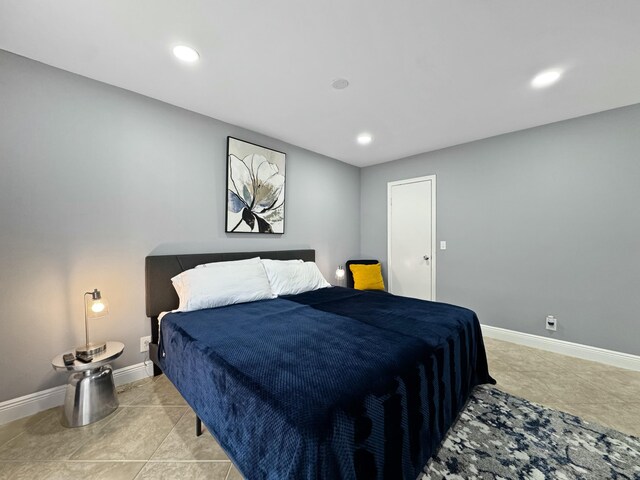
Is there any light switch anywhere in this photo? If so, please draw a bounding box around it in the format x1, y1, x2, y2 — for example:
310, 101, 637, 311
440, 241, 447, 250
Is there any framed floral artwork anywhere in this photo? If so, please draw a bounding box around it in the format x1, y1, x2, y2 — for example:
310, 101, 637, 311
226, 137, 286, 234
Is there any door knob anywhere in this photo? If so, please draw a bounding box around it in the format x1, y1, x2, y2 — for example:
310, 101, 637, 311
423, 255, 430, 261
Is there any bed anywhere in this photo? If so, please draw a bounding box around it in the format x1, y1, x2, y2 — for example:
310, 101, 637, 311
145, 249, 494, 480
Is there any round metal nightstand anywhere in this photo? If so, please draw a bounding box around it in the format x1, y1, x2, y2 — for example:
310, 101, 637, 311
51, 341, 124, 427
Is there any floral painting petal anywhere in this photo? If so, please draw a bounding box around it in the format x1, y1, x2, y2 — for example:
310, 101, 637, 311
262, 206, 283, 224
254, 173, 285, 210
229, 154, 254, 206
241, 207, 256, 231
227, 189, 246, 213
254, 157, 279, 183
273, 187, 285, 209
254, 214, 273, 233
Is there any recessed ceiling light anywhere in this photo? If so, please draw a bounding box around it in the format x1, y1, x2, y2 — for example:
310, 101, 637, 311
173, 45, 200, 63
531, 69, 563, 89
331, 78, 349, 90
357, 133, 373, 145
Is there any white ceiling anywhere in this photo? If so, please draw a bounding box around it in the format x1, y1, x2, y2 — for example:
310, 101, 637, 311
2, 1, 640, 167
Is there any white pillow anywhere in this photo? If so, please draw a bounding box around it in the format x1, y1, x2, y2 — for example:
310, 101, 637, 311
261, 258, 303, 266
171, 262, 275, 312
262, 261, 331, 296
195, 257, 261, 268
174, 257, 262, 301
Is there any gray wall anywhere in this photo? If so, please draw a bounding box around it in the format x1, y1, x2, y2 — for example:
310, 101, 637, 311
361, 103, 640, 356
0, 50, 361, 401
2, 46, 639, 404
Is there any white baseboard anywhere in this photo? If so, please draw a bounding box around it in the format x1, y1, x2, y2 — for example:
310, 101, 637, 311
481, 324, 640, 372
113, 362, 155, 386
0, 362, 152, 426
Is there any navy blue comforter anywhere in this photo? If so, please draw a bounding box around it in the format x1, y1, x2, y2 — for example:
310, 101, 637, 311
159, 287, 494, 480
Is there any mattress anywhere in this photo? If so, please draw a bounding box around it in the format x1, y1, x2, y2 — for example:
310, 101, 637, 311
159, 286, 494, 479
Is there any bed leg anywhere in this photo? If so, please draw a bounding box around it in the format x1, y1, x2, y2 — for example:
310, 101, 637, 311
196, 416, 203, 437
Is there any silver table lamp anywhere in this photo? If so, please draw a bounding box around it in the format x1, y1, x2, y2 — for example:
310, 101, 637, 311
76, 288, 108, 362
335, 265, 345, 286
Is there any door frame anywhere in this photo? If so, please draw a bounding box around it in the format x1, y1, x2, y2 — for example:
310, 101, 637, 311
387, 175, 437, 300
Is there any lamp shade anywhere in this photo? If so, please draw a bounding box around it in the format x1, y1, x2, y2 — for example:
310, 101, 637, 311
85, 289, 109, 319
335, 265, 345, 279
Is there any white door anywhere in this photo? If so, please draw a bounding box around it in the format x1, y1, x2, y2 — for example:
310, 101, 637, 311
387, 175, 436, 300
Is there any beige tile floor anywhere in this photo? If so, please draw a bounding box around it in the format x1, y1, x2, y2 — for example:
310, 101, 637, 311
0, 340, 638, 479
485, 337, 640, 437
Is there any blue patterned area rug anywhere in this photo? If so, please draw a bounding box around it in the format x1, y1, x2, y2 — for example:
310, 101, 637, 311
421, 386, 639, 480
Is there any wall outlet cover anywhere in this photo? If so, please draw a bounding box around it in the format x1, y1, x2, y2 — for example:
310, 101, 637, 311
140, 335, 152, 353
546, 315, 557, 332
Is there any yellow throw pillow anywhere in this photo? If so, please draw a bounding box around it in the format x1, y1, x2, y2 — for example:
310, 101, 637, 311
350, 263, 385, 291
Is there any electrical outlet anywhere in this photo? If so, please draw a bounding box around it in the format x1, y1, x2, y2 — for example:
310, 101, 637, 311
545, 315, 557, 331
140, 335, 151, 353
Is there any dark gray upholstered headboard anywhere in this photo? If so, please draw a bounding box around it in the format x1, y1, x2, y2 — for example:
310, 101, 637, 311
146, 248, 315, 316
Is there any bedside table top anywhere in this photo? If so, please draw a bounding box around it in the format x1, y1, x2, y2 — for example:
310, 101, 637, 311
52, 341, 124, 372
